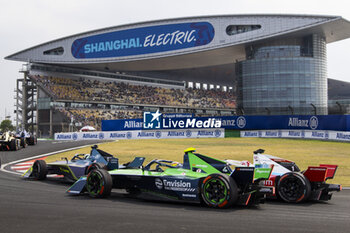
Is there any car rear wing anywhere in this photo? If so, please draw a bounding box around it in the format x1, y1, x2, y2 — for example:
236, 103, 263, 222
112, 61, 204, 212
319, 164, 338, 180
303, 165, 338, 182
231, 166, 274, 205
230, 167, 255, 187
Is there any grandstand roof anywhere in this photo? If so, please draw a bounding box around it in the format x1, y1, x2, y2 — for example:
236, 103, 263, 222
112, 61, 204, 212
5, 14, 350, 71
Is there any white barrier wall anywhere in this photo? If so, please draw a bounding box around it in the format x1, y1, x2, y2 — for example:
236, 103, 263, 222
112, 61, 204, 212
240, 130, 350, 142
54, 128, 225, 141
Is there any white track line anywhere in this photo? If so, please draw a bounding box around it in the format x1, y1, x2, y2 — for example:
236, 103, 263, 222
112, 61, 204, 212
0, 144, 97, 176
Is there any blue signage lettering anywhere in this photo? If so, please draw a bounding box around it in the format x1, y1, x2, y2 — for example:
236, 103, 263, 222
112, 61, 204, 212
72, 22, 214, 59
57, 134, 71, 139
336, 133, 350, 140
167, 131, 185, 137
83, 133, 98, 139
102, 115, 350, 132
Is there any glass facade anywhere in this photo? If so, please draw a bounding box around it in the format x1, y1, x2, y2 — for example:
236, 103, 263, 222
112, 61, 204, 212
237, 34, 327, 115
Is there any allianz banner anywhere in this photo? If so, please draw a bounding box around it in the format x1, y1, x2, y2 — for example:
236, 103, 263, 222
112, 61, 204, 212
54, 128, 224, 141
102, 115, 350, 132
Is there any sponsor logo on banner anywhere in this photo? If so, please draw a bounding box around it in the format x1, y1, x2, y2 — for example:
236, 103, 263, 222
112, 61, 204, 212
143, 110, 162, 129
243, 131, 258, 137
236, 116, 246, 128
168, 131, 185, 137
288, 117, 309, 127
56, 134, 72, 140
109, 132, 126, 138
311, 131, 324, 138
288, 131, 301, 137
309, 116, 318, 130
124, 120, 143, 129
265, 131, 278, 137
336, 132, 350, 140
143, 111, 221, 130
137, 131, 155, 138
83, 133, 99, 139
71, 22, 215, 59
55, 129, 223, 141
155, 131, 162, 138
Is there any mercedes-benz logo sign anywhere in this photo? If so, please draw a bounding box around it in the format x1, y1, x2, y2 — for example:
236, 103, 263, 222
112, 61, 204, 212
155, 178, 163, 190
309, 116, 318, 130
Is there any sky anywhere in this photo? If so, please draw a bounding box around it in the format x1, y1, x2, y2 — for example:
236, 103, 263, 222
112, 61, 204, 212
1, 0, 350, 122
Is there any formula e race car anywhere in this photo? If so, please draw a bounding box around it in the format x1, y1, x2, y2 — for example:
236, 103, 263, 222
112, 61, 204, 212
0, 131, 21, 151
23, 145, 119, 182
227, 149, 342, 203
67, 148, 275, 208
16, 130, 37, 148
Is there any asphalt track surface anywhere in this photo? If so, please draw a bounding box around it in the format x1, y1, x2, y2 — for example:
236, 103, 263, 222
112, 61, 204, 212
1, 141, 349, 233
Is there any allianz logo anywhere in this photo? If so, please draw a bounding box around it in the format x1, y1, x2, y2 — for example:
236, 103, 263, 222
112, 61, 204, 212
244, 132, 258, 137
56, 134, 71, 139
109, 133, 126, 138
288, 116, 318, 130
82, 133, 98, 139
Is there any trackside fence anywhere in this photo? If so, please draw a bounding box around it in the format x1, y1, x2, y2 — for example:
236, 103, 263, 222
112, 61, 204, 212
240, 130, 350, 142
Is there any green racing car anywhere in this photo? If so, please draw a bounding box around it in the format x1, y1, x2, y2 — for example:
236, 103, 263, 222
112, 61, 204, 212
67, 148, 274, 208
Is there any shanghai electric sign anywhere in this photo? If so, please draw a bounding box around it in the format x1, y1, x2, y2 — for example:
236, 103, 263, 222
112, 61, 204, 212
71, 22, 215, 59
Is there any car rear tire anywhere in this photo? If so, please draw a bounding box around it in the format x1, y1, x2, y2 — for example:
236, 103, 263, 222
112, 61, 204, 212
20, 138, 26, 148
10, 139, 17, 151
32, 160, 48, 180
200, 173, 238, 208
28, 136, 37, 145
276, 172, 311, 203
86, 169, 112, 198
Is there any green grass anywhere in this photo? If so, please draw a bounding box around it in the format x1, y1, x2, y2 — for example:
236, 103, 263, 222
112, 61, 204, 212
45, 138, 350, 186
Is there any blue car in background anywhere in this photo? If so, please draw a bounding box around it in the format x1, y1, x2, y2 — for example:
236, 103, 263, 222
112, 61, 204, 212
23, 145, 119, 182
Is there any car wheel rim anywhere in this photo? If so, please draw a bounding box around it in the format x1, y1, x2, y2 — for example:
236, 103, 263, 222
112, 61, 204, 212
87, 172, 103, 196
280, 176, 304, 200
203, 178, 227, 205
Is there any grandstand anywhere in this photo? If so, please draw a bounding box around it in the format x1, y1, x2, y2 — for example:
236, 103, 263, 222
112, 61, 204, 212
27, 65, 235, 136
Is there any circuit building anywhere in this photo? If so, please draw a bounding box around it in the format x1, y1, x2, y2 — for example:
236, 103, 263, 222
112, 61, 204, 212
5, 14, 350, 134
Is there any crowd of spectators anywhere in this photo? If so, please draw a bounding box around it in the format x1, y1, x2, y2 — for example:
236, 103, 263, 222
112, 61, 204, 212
32, 75, 236, 109
59, 108, 143, 130
32, 74, 236, 128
